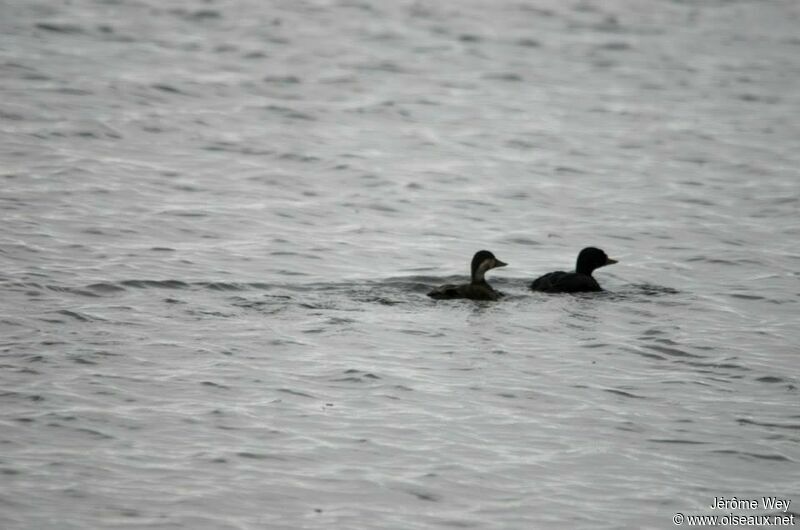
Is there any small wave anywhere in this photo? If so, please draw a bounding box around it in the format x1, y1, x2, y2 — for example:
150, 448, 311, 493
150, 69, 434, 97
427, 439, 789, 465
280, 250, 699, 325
73, 427, 115, 440
687, 256, 739, 266
230, 295, 291, 314
406, 489, 441, 502
277, 152, 321, 163
331, 369, 381, 384
44, 285, 101, 297
235, 452, 284, 461
35, 22, 85, 34
343, 369, 380, 379
738, 418, 800, 431
643, 344, 703, 359
483, 72, 524, 82
626, 284, 680, 296
86, 282, 126, 294
120, 280, 190, 289
730, 293, 765, 301
737, 93, 780, 104
684, 360, 747, 372
151, 83, 187, 95
755, 376, 785, 383
176, 9, 221, 21
649, 438, 708, 444
263, 75, 302, 84
52, 309, 105, 322
70, 356, 97, 366
596, 41, 632, 51
264, 105, 316, 121
515, 38, 541, 48
277, 388, 315, 398
711, 449, 792, 462
197, 282, 248, 292
604, 388, 645, 399
200, 381, 230, 389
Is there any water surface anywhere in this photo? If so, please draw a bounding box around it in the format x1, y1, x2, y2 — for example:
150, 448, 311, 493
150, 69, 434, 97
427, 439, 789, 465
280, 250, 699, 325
2, 0, 799, 528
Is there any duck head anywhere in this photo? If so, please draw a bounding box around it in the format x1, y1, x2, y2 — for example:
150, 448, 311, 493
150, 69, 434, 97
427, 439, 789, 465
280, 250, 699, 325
576, 247, 617, 275
471, 250, 507, 282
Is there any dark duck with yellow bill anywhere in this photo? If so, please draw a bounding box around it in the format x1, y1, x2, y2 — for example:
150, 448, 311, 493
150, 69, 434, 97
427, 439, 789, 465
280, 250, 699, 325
530, 247, 617, 293
428, 250, 507, 301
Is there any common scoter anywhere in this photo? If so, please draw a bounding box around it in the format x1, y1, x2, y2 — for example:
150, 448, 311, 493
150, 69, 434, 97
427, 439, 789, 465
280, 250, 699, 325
530, 247, 617, 293
428, 250, 507, 301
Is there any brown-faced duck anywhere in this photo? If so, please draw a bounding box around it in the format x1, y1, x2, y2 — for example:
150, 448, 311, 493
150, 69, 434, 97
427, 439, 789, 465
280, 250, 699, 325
428, 250, 507, 301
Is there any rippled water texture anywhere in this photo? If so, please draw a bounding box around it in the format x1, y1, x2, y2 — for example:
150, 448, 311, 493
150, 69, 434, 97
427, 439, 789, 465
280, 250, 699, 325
2, 0, 799, 528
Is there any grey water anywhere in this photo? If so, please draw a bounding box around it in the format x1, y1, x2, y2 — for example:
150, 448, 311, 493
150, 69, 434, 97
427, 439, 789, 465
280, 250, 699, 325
2, 0, 799, 528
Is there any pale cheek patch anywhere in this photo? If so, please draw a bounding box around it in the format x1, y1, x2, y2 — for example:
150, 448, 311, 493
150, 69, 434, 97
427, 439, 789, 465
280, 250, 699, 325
474, 260, 493, 281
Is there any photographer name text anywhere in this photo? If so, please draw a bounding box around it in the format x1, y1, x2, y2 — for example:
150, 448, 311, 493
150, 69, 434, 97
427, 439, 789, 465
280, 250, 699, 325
711, 496, 791, 512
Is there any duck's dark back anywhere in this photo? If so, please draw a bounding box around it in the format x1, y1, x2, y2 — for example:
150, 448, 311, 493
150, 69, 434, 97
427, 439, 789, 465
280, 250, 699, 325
530, 271, 601, 293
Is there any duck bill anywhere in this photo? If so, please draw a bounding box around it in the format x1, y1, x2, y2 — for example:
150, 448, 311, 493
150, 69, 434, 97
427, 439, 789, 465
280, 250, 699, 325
493, 259, 508, 269
605, 258, 618, 266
